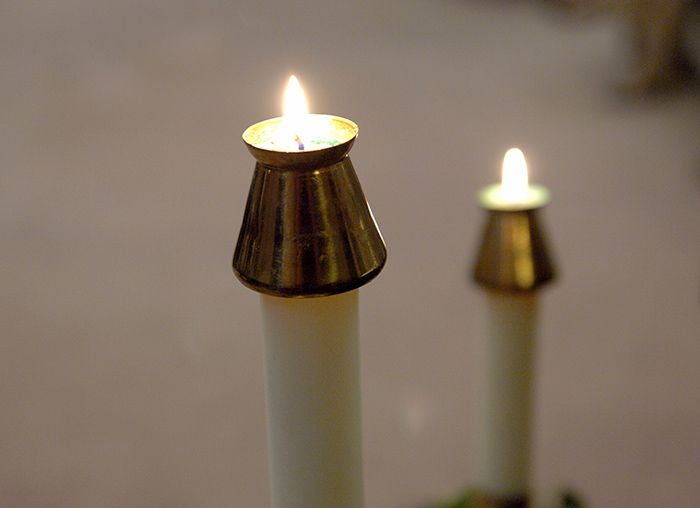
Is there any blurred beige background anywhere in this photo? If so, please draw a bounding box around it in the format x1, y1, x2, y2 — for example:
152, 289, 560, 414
2, 0, 700, 506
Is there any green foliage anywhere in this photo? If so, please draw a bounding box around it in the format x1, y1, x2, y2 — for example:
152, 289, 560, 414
427, 488, 585, 508
561, 491, 584, 508
431, 488, 479, 508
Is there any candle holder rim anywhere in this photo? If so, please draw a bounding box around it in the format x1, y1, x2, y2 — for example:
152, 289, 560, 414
234, 254, 386, 298
473, 273, 556, 293
242, 114, 358, 169
242, 113, 358, 146
477, 183, 551, 211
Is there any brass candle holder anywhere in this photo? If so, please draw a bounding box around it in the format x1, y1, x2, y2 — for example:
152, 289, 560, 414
472, 183, 556, 293
233, 114, 386, 297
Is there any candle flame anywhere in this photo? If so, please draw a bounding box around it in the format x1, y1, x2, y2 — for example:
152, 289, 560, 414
501, 148, 529, 203
283, 75, 309, 117
282, 75, 309, 150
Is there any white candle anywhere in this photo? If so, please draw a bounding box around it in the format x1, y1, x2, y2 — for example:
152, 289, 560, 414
473, 148, 553, 500
261, 291, 363, 508
476, 291, 538, 498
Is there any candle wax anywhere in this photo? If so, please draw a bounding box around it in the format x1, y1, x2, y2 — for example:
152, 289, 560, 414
260, 290, 364, 508
476, 292, 537, 497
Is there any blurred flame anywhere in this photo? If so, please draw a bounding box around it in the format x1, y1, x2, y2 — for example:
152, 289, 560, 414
501, 148, 529, 202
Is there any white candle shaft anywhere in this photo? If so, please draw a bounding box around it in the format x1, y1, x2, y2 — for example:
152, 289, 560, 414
476, 291, 538, 498
260, 290, 364, 508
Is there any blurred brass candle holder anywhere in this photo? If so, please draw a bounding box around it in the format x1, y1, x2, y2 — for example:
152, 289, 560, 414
472, 197, 556, 293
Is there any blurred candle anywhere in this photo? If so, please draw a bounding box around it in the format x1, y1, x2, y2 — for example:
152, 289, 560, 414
471, 148, 556, 505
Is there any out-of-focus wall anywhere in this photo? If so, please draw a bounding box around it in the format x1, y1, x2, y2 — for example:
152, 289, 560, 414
2, 1, 700, 506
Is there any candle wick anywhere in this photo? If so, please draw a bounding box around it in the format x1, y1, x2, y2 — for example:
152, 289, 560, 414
294, 134, 305, 151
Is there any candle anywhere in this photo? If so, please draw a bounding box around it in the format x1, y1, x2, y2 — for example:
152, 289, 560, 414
471, 148, 556, 506
261, 291, 362, 508
233, 76, 386, 508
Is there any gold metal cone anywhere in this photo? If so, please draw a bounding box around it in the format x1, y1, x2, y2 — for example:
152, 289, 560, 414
233, 131, 386, 298
472, 208, 556, 292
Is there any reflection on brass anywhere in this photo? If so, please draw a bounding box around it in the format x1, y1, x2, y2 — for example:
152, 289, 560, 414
233, 129, 386, 298
472, 208, 555, 292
